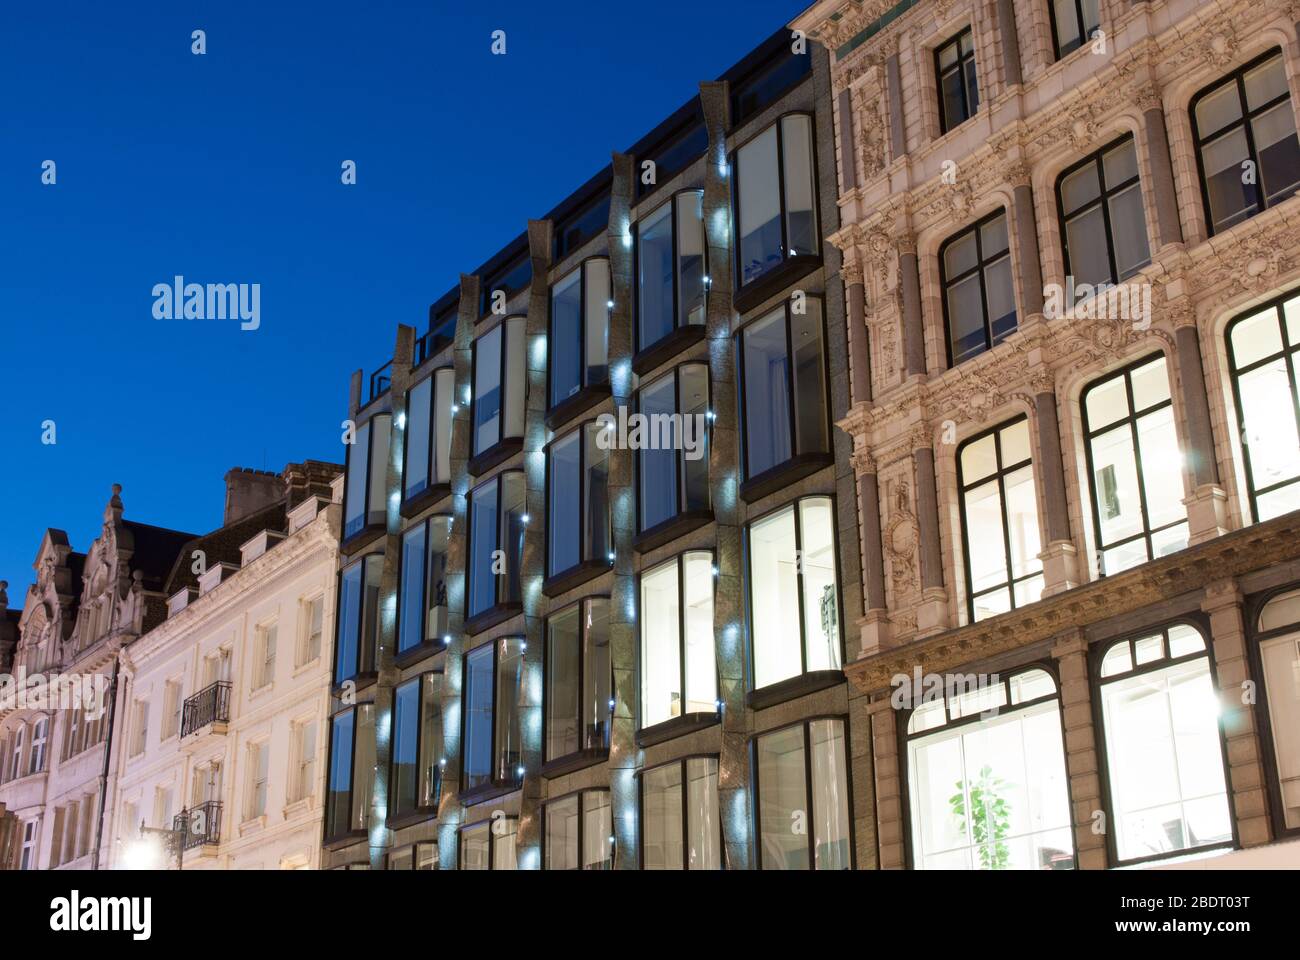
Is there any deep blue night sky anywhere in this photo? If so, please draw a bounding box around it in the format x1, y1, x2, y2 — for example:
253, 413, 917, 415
0, 0, 801, 594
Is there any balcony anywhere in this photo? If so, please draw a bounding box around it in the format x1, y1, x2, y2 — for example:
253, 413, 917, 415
173, 801, 223, 851
181, 681, 232, 738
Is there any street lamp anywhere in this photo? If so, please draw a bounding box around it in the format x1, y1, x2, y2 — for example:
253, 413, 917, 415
134, 810, 188, 871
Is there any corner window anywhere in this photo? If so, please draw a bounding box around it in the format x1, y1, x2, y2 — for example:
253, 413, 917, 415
1058, 136, 1150, 288
460, 818, 518, 869
549, 259, 610, 409
1193, 50, 1300, 236
467, 471, 527, 621
545, 598, 612, 762
343, 415, 391, 540
637, 364, 711, 533
403, 368, 455, 500
906, 668, 1075, 869
1256, 588, 1300, 831
738, 298, 828, 481
546, 423, 611, 582
936, 28, 979, 134
1226, 290, 1300, 521
636, 190, 707, 353
1050, 0, 1100, 59
747, 497, 841, 690
325, 703, 375, 839
733, 114, 819, 291
334, 554, 382, 684
390, 672, 443, 819
1097, 624, 1232, 863
640, 551, 716, 728
471, 317, 526, 458
641, 756, 721, 869
754, 718, 851, 870
461, 638, 524, 793
1082, 355, 1187, 575
544, 789, 612, 870
398, 516, 451, 654
942, 211, 1015, 366
957, 418, 1043, 621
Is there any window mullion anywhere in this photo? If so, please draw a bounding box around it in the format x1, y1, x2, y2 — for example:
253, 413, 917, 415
803, 722, 815, 869
775, 121, 789, 263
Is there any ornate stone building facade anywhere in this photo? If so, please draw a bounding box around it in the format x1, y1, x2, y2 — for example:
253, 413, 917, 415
791, 0, 1300, 867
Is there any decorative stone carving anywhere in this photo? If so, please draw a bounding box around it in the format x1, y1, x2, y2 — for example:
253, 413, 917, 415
883, 477, 918, 590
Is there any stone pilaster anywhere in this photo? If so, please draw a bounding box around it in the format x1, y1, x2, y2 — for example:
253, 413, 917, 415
899, 236, 926, 378
854, 448, 890, 655
1006, 165, 1044, 320
1137, 85, 1185, 250
912, 429, 948, 635
1051, 628, 1107, 869
870, 699, 905, 868
996, 0, 1022, 87
1174, 314, 1230, 544
1035, 380, 1081, 595
845, 258, 871, 404
886, 52, 906, 162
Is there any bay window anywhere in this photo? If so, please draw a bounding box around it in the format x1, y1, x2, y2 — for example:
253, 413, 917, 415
471, 317, 526, 463
637, 363, 711, 536
957, 418, 1044, 622
1050, 0, 1100, 60
343, 414, 391, 541
1058, 136, 1150, 288
906, 668, 1075, 869
732, 114, 819, 295
942, 211, 1015, 366
544, 789, 612, 870
1097, 623, 1232, 864
397, 516, 451, 655
1192, 50, 1300, 236
549, 259, 610, 411
467, 471, 526, 623
334, 554, 382, 684
936, 28, 979, 134
640, 756, 721, 869
403, 367, 455, 503
754, 718, 852, 870
325, 703, 375, 840
1226, 289, 1300, 521
640, 551, 716, 728
636, 190, 707, 355
1255, 588, 1300, 832
1082, 355, 1187, 575
461, 637, 524, 794
546, 423, 611, 586
460, 817, 518, 869
738, 298, 829, 485
747, 497, 841, 691
545, 598, 612, 763
389, 672, 443, 819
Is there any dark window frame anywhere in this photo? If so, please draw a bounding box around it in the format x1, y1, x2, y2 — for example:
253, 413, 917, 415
478, 248, 532, 320
1047, 0, 1101, 61
935, 27, 979, 134
634, 188, 709, 359
388, 670, 443, 822
401, 365, 455, 506
322, 701, 374, 844
542, 596, 614, 767
636, 753, 725, 870
1056, 134, 1150, 287
634, 362, 713, 539
469, 315, 526, 469
332, 552, 383, 687
458, 815, 519, 869
547, 257, 612, 416
1243, 582, 1300, 842
543, 420, 613, 591
465, 469, 527, 626
637, 549, 720, 734
460, 637, 525, 796
540, 787, 614, 870
939, 208, 1017, 367
395, 514, 453, 658
342, 413, 390, 544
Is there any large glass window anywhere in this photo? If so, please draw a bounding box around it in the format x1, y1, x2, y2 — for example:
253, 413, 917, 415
460, 817, 518, 869
942, 211, 1016, 366
467, 471, 526, 621
461, 638, 524, 793
936, 28, 979, 134
1058, 136, 1150, 288
1227, 290, 1300, 521
334, 554, 382, 684
403, 368, 455, 500
545, 598, 612, 762
1050, 0, 1100, 59
637, 364, 711, 533
957, 418, 1044, 622
754, 718, 851, 870
640, 551, 716, 728
397, 516, 451, 654
738, 299, 828, 481
1098, 624, 1232, 863
1256, 588, 1300, 832
641, 756, 721, 869
1083, 355, 1188, 575
1193, 50, 1300, 235
544, 790, 612, 870
472, 317, 526, 458
733, 114, 819, 291
546, 423, 611, 581
343, 414, 391, 540
636, 190, 707, 353
549, 259, 610, 409
747, 498, 841, 690
390, 672, 443, 819
906, 668, 1075, 869
325, 703, 375, 839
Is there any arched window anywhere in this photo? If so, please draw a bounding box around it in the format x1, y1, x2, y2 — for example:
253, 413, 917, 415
1254, 588, 1300, 833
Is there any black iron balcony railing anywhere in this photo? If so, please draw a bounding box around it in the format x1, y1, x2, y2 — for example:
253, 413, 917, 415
369, 361, 392, 402
173, 801, 223, 850
181, 681, 232, 738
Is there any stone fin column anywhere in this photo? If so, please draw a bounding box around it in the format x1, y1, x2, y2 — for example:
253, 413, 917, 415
514, 219, 554, 870
996, 0, 1022, 87
606, 153, 642, 869
1051, 628, 1107, 869
368, 323, 416, 869
912, 426, 948, 635
899, 235, 926, 378
1035, 376, 1080, 594
1006, 163, 1044, 319
1174, 308, 1229, 543
435, 272, 480, 868
1137, 85, 1184, 249
701, 78, 750, 871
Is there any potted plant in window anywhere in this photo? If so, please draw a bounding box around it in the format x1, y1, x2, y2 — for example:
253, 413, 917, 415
950, 764, 1012, 870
